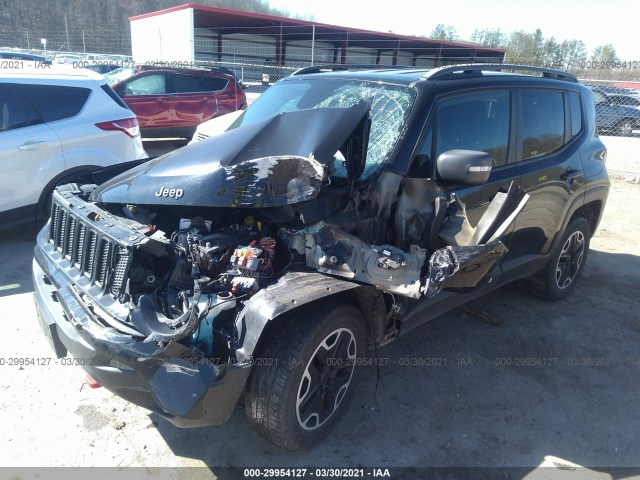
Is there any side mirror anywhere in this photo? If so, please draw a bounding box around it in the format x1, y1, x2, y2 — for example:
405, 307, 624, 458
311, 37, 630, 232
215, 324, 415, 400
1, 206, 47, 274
436, 149, 492, 185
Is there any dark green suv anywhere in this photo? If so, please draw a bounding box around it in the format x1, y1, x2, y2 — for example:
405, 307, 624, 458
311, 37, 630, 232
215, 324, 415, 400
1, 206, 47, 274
33, 64, 609, 453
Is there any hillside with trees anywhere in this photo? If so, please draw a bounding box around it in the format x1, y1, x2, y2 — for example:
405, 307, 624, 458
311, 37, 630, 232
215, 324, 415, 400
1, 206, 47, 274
0, 0, 312, 54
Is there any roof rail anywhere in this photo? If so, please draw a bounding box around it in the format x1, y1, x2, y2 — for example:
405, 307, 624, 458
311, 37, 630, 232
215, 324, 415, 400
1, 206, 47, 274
291, 64, 415, 76
424, 64, 578, 82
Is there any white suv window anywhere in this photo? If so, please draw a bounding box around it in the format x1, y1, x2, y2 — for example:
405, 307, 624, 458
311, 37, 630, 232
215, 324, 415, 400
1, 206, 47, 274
19, 84, 91, 122
0, 84, 43, 131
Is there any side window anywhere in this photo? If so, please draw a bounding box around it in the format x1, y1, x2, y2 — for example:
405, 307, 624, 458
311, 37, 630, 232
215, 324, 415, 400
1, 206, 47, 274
435, 91, 511, 167
19, 84, 90, 123
171, 74, 229, 93
202, 77, 229, 92
172, 74, 207, 93
521, 90, 565, 160
408, 123, 433, 178
569, 92, 582, 137
123, 74, 166, 95
0, 84, 42, 131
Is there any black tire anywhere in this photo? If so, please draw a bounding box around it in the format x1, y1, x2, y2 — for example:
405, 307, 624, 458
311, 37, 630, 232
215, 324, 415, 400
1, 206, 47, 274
245, 300, 366, 453
526, 216, 591, 301
39, 170, 93, 223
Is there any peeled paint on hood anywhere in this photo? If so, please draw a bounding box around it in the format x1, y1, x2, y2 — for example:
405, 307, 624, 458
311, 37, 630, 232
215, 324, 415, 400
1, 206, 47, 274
91, 101, 372, 208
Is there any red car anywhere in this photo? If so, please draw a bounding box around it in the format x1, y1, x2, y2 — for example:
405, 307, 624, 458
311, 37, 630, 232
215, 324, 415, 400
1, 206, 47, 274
108, 66, 246, 139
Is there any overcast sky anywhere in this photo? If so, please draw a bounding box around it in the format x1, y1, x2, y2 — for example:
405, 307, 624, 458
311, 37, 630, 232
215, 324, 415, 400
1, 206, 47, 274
266, 0, 638, 60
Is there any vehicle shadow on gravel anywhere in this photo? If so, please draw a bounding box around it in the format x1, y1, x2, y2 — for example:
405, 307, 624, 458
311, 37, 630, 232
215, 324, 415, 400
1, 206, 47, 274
0, 224, 40, 297
151, 249, 640, 470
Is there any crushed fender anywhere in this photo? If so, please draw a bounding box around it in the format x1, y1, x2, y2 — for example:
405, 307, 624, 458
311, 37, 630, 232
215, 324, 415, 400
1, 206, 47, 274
294, 183, 529, 299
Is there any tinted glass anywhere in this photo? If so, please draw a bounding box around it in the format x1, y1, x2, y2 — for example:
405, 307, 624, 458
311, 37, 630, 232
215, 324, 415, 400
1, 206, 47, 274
408, 123, 433, 177
569, 92, 582, 137
171, 74, 229, 93
521, 90, 565, 160
202, 76, 229, 92
20, 84, 90, 123
436, 91, 510, 167
0, 84, 42, 131
123, 74, 166, 95
172, 74, 206, 93
101, 84, 128, 109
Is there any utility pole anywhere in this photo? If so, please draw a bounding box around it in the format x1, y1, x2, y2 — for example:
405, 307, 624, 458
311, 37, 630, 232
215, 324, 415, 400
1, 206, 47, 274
311, 24, 315, 66
82, 31, 85, 53
26, 31, 30, 50
64, 15, 70, 51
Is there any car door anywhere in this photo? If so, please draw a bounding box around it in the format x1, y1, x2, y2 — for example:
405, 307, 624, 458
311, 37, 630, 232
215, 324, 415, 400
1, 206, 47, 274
399, 89, 520, 332
507, 88, 584, 259
0, 83, 63, 217
169, 72, 219, 137
116, 72, 172, 135
433, 90, 520, 237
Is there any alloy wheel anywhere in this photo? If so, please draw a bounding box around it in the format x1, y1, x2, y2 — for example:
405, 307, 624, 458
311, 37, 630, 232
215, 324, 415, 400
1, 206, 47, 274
555, 230, 585, 289
296, 328, 357, 430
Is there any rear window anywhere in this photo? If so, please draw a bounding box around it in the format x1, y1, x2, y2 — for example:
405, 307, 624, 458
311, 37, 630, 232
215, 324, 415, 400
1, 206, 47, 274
521, 90, 565, 160
172, 73, 228, 93
19, 84, 91, 122
569, 92, 582, 137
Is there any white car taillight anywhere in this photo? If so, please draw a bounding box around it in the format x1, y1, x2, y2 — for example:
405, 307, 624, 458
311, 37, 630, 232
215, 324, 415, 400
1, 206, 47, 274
95, 118, 140, 138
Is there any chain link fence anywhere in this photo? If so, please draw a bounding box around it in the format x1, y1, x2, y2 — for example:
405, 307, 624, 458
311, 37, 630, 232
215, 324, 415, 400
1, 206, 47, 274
2, 41, 638, 175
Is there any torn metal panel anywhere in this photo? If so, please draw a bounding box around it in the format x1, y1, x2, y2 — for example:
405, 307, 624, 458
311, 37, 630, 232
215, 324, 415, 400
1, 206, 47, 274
438, 194, 476, 247
91, 101, 372, 207
394, 177, 443, 250
304, 222, 427, 299
423, 241, 507, 297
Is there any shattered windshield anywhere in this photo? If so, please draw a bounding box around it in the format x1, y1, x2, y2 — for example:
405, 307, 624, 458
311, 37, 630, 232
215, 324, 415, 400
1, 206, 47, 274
103, 66, 137, 86
231, 78, 415, 179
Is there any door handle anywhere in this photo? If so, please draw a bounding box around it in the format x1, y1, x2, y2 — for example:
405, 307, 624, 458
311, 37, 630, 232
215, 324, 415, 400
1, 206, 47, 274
19, 141, 48, 150
560, 167, 581, 181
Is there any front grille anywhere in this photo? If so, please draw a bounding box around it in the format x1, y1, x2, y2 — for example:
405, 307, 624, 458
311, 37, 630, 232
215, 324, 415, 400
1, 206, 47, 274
49, 200, 131, 299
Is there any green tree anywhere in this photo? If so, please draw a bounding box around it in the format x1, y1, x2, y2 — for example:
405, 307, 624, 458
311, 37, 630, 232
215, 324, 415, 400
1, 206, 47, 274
591, 44, 619, 63
430, 24, 458, 41
505, 31, 538, 64
532, 28, 545, 64
543, 37, 562, 65
558, 39, 587, 67
470, 28, 508, 48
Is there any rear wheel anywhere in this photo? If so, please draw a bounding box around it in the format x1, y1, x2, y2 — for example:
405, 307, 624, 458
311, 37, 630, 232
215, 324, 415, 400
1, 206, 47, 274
245, 301, 366, 453
526, 216, 591, 301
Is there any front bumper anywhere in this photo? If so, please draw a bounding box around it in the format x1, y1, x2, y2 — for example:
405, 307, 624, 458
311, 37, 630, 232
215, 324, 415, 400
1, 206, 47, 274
33, 227, 252, 427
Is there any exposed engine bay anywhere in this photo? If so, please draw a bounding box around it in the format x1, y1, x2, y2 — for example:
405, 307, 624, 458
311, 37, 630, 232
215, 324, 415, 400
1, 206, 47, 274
43, 95, 529, 368
49, 173, 526, 369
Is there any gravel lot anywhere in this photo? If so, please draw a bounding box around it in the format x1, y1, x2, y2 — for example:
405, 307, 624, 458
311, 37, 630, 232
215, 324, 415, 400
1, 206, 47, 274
0, 136, 639, 477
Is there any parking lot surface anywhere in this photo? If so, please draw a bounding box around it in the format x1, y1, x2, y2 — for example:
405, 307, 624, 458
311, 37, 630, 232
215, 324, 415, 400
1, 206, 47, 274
0, 137, 639, 476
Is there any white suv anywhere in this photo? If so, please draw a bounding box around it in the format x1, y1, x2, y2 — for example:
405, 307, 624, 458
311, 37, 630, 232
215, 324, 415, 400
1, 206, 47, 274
0, 66, 147, 229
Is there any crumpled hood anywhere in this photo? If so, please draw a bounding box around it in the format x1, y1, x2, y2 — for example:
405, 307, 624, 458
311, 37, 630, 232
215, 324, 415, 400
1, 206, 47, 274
91, 101, 371, 208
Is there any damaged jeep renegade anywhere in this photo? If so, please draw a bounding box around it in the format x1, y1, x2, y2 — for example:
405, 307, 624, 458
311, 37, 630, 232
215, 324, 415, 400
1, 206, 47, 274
33, 64, 609, 452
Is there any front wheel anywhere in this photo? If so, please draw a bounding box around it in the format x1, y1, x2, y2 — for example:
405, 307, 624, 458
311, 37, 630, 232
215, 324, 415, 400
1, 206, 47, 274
245, 301, 366, 453
526, 216, 591, 301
